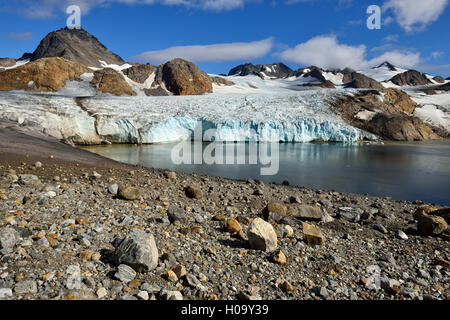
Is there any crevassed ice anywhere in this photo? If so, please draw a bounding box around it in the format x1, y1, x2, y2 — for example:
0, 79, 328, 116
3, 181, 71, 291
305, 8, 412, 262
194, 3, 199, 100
0, 89, 377, 144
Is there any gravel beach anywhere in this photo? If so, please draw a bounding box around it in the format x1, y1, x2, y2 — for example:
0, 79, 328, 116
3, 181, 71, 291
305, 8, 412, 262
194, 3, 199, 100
0, 124, 448, 301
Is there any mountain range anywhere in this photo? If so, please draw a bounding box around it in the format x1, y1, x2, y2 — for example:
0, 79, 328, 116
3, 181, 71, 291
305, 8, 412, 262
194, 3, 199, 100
0, 27, 449, 144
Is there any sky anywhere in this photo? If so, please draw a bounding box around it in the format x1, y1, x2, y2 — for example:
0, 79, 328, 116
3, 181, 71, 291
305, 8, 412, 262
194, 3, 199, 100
0, 0, 449, 76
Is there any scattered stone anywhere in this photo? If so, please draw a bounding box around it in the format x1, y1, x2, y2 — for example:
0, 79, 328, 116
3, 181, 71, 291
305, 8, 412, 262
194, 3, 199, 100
396, 230, 408, 240
185, 186, 202, 199
117, 185, 141, 201
167, 205, 188, 224
108, 184, 118, 195
272, 250, 287, 265
226, 218, 242, 234
159, 289, 183, 300
14, 281, 37, 295
167, 270, 178, 282
164, 171, 177, 180
288, 204, 323, 221
338, 207, 362, 222
0, 227, 21, 249
137, 290, 149, 300
417, 215, 448, 236
113, 229, 159, 272
0, 288, 13, 299
96, 287, 107, 299
18, 174, 39, 186
173, 265, 187, 279
370, 224, 388, 234
247, 218, 278, 252
34, 161, 42, 168
263, 202, 287, 221
302, 222, 325, 246
280, 281, 294, 293
115, 264, 137, 283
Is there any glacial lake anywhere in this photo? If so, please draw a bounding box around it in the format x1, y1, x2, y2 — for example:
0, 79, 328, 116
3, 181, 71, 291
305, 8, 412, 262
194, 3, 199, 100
80, 141, 450, 206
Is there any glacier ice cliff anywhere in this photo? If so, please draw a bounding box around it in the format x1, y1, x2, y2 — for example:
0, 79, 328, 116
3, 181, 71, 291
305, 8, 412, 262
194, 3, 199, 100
0, 90, 378, 145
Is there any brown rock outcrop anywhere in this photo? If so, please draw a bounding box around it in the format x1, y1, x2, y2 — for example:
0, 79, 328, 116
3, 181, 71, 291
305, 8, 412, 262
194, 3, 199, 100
330, 88, 443, 141
0, 57, 90, 92
154, 59, 213, 96
91, 68, 136, 96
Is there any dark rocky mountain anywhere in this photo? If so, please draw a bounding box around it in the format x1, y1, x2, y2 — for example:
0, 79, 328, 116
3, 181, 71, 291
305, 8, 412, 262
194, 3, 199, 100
375, 61, 398, 71
433, 76, 445, 84
343, 72, 384, 89
228, 62, 293, 79
446, 77, 450, 80
389, 70, 432, 86
27, 27, 124, 68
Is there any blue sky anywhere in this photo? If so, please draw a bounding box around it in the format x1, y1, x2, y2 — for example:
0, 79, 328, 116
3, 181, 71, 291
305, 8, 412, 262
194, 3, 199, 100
1, 0, 449, 75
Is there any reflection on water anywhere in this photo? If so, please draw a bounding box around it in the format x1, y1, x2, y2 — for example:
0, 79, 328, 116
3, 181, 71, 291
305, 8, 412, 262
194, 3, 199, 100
80, 141, 450, 206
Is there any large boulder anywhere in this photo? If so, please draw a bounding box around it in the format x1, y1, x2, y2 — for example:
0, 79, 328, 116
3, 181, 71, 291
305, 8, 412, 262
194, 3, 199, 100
113, 229, 159, 272
29, 27, 125, 68
155, 59, 213, 96
389, 70, 432, 86
247, 218, 278, 252
123, 63, 156, 84
91, 68, 136, 96
0, 57, 90, 92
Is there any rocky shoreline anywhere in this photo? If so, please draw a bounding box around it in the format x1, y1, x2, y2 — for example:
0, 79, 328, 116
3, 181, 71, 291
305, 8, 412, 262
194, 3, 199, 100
0, 126, 449, 301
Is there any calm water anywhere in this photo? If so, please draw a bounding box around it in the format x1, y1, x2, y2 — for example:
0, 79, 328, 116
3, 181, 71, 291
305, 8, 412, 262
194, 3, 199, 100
80, 141, 450, 206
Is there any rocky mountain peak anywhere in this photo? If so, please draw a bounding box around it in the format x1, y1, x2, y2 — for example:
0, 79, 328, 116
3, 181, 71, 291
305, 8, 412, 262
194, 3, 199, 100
28, 27, 124, 68
376, 61, 397, 71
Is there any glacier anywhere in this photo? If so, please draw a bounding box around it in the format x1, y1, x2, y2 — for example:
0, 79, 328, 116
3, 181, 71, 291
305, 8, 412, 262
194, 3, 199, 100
0, 87, 378, 145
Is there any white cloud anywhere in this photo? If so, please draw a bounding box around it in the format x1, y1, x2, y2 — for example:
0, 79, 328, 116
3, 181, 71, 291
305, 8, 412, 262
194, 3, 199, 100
383, 0, 448, 32
280, 35, 421, 70
131, 38, 275, 64
15, 0, 260, 18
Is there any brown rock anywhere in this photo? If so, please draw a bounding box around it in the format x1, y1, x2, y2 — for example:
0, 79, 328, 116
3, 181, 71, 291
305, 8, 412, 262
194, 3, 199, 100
91, 68, 136, 96
0, 57, 90, 92
280, 280, 294, 293
123, 63, 156, 84
263, 202, 287, 221
226, 218, 242, 234
272, 250, 287, 265
417, 215, 448, 236
118, 185, 141, 201
390, 70, 432, 86
155, 58, 213, 96
288, 204, 323, 221
302, 222, 325, 246
185, 186, 202, 199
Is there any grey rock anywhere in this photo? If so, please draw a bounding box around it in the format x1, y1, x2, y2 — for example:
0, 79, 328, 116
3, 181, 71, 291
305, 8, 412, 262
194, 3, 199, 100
370, 224, 388, 234
0, 288, 13, 299
159, 289, 183, 300
0, 227, 21, 249
338, 207, 361, 222
18, 174, 39, 186
167, 205, 188, 224
108, 184, 119, 195
114, 264, 137, 283
396, 230, 408, 240
113, 229, 159, 272
14, 281, 37, 295
186, 274, 204, 291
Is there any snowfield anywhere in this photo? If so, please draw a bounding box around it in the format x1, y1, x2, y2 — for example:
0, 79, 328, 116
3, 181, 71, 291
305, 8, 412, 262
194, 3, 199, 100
409, 91, 450, 133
